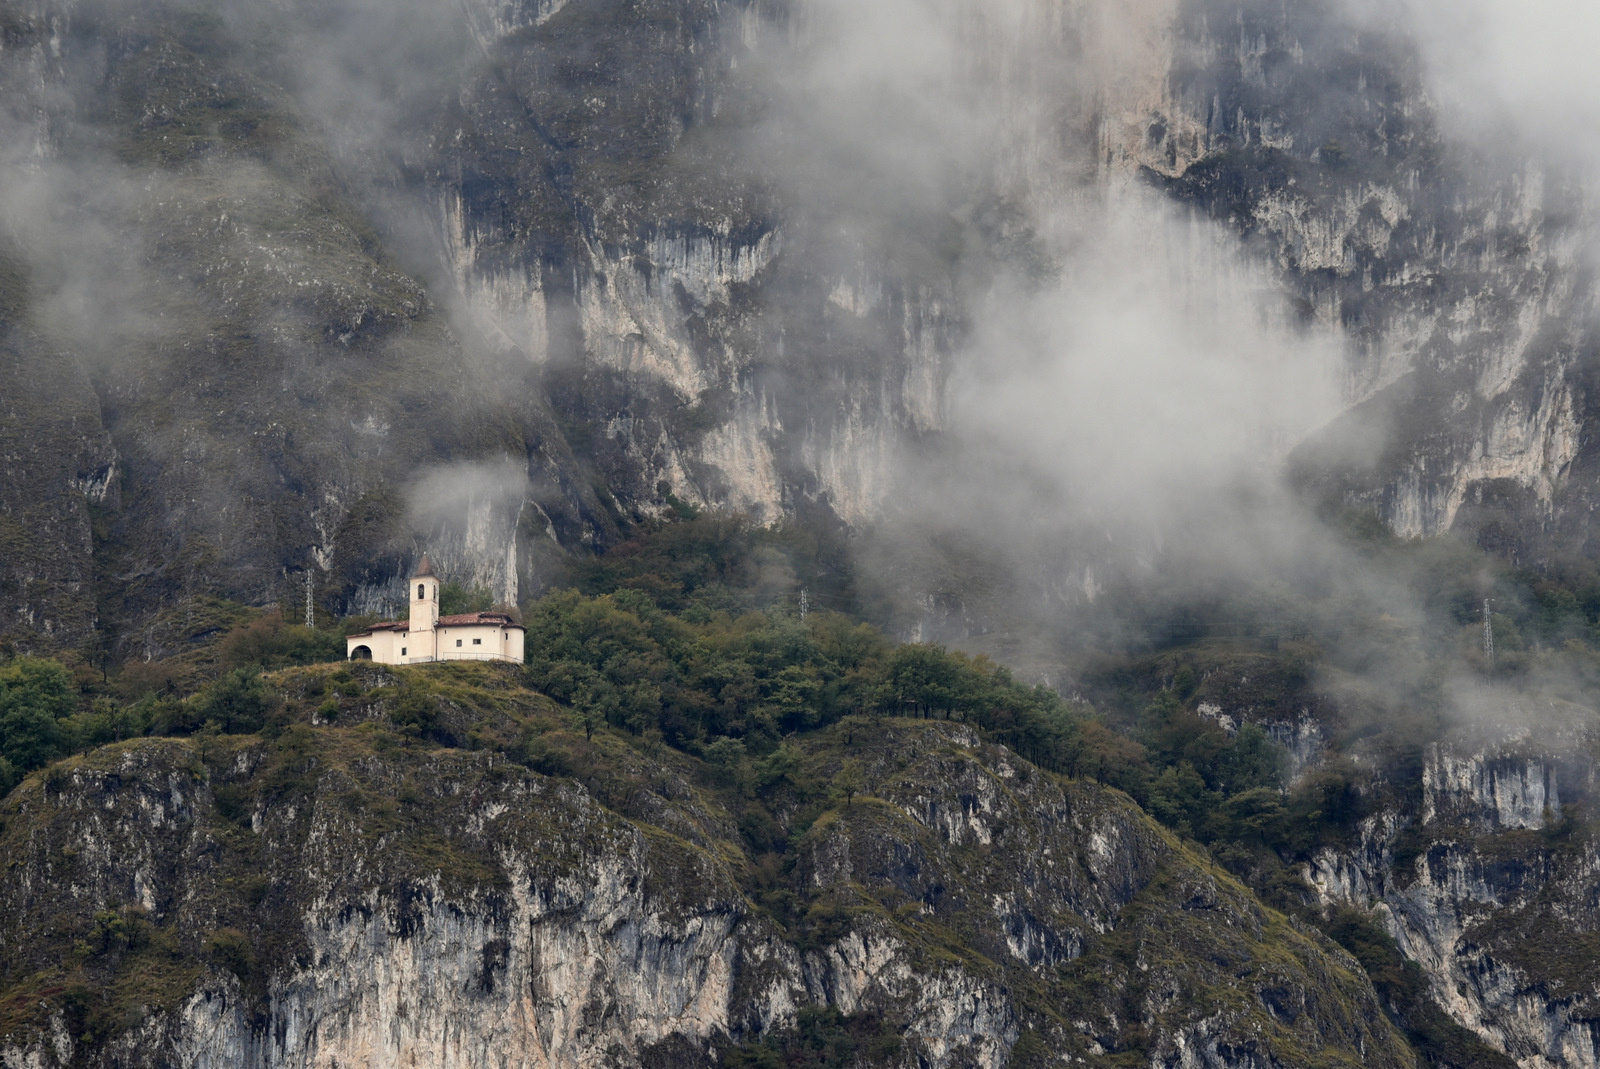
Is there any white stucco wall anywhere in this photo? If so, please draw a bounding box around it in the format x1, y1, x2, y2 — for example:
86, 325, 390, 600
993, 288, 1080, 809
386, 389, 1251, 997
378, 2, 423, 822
348, 624, 523, 664
434, 623, 522, 662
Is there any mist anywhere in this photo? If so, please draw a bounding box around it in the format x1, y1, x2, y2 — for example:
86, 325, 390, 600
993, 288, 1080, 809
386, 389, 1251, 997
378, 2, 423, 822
0, 0, 535, 631
4, 0, 1595, 718
726, 0, 1600, 746
1399, 0, 1600, 160
6, 6, 1600, 1061
405, 458, 532, 607
736, 0, 1359, 651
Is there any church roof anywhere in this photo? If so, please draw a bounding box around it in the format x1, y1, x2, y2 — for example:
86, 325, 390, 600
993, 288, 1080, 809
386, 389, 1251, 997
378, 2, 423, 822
412, 554, 436, 579
346, 611, 523, 639
347, 621, 408, 636
438, 612, 522, 629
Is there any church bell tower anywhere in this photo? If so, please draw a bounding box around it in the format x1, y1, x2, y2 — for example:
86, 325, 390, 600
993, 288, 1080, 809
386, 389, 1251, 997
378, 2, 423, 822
409, 555, 440, 636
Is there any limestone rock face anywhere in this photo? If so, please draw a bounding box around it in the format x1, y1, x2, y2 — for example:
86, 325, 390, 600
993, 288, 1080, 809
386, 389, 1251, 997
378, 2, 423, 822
2, 0, 1597, 641
431, 0, 957, 530
1160, 652, 1600, 1068
1297, 716, 1600, 1068
1124, 2, 1600, 549
0, 324, 118, 648
0, 704, 1411, 1068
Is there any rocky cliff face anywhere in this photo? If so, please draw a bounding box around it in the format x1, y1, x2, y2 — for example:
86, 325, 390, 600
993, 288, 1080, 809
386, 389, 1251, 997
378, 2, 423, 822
1194, 674, 1600, 1069
4, 0, 1597, 639
431, 0, 961, 529
0, 668, 1413, 1068
0, 313, 118, 648
0, 0, 621, 648
1129, 1, 1600, 551
0, 0, 972, 643
7, 1, 1600, 1062
1377, 730, 1600, 1069
428, 0, 1600, 558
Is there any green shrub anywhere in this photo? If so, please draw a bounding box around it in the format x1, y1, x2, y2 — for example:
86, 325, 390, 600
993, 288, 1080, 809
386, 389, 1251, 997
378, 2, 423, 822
0, 657, 76, 771
218, 609, 345, 670
199, 668, 272, 734
439, 582, 494, 615
203, 928, 254, 981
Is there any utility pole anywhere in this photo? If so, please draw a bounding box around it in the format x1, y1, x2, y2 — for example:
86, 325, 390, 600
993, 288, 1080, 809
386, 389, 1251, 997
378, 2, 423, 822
306, 571, 316, 629
1482, 598, 1494, 674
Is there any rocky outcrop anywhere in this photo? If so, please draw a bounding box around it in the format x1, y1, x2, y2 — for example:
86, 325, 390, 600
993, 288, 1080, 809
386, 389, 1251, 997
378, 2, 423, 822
1124, 1, 1599, 548
1299, 720, 1600, 1068
430, 0, 961, 529
0, 682, 1414, 1068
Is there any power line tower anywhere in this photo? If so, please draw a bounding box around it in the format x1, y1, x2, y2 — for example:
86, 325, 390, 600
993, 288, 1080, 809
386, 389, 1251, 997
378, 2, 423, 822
799, 587, 809, 621
305, 571, 316, 629
1482, 598, 1494, 673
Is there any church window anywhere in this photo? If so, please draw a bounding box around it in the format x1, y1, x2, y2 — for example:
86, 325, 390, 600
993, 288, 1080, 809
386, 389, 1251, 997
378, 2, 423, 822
418, 584, 425, 600
473, 638, 481, 645
401, 647, 407, 655
456, 639, 462, 647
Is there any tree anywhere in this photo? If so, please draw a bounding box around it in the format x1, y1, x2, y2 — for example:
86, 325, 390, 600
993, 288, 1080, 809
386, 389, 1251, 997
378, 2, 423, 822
888, 644, 958, 716
0, 658, 76, 772
200, 668, 271, 734
218, 609, 344, 669
1144, 762, 1215, 839
1218, 787, 1288, 847
440, 582, 495, 615
704, 736, 750, 792
833, 758, 866, 806
0, 702, 62, 773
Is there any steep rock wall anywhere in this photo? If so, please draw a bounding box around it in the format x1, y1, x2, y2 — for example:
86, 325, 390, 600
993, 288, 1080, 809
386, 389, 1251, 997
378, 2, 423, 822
1299, 724, 1600, 1068
0, 326, 118, 649
0, 0, 631, 640
1131, 0, 1599, 546
10, 0, 1600, 645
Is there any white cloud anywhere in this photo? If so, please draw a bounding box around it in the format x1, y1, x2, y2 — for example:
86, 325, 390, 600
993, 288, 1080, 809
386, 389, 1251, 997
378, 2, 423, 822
1403, 0, 1600, 156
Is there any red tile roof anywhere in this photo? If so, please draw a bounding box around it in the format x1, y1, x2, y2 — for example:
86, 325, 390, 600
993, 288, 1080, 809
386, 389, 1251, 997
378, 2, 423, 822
348, 611, 523, 639
437, 612, 522, 628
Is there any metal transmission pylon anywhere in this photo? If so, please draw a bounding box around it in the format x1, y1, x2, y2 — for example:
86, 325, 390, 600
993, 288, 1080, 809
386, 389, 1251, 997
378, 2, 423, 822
799, 587, 809, 621
306, 571, 315, 629
1482, 598, 1494, 673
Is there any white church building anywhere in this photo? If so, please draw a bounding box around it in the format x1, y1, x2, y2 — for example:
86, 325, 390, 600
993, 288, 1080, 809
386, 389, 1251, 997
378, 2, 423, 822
346, 556, 525, 665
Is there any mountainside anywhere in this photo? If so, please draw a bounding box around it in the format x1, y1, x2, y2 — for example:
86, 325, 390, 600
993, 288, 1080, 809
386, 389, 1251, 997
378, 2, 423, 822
0, 553, 1595, 1067
0, 662, 1413, 1068
1155, 649, 1600, 1069
7, 0, 1597, 644
1142, 2, 1599, 552
7, 0, 1600, 1066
